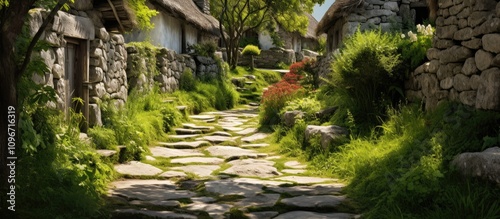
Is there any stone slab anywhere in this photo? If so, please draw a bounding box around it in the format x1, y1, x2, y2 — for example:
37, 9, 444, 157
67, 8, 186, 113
170, 157, 224, 165
96, 149, 116, 157
205, 146, 266, 160
235, 128, 257, 135
211, 131, 233, 137
241, 143, 270, 148
241, 133, 269, 142
159, 171, 188, 179
233, 178, 292, 186
196, 136, 239, 144
158, 141, 211, 149
191, 196, 216, 203
174, 128, 202, 135
275, 176, 335, 184
150, 147, 203, 158
284, 161, 307, 169
235, 193, 280, 208
190, 115, 216, 121
145, 155, 156, 161
246, 211, 279, 219
171, 165, 220, 177
222, 126, 244, 131
114, 161, 163, 176
222, 164, 281, 178
186, 203, 232, 219
218, 121, 244, 127
204, 179, 264, 197
281, 169, 306, 174
182, 123, 214, 132
280, 195, 346, 208
129, 200, 180, 208
266, 184, 344, 196
113, 209, 196, 219
167, 134, 200, 139
274, 211, 353, 219
227, 159, 275, 166
110, 179, 195, 201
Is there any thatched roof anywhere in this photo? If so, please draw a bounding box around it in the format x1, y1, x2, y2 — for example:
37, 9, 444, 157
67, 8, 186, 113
316, 0, 363, 36
151, 0, 221, 36
95, 0, 137, 32
304, 13, 319, 39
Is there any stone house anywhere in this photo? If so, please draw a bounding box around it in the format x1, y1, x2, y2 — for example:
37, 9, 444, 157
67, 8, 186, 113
316, 0, 432, 53
125, 0, 221, 53
258, 13, 320, 53
406, 0, 500, 111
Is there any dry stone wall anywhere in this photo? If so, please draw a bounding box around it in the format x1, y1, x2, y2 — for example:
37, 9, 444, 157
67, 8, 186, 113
238, 49, 296, 68
406, 0, 500, 110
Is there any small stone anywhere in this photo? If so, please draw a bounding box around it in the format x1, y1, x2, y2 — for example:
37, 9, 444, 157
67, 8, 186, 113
114, 161, 162, 176
159, 171, 187, 178
482, 34, 500, 53
150, 147, 203, 158
462, 57, 479, 75
241, 133, 269, 142
475, 50, 494, 71
453, 74, 471, 91
440, 77, 454, 90
171, 165, 220, 177
158, 141, 210, 149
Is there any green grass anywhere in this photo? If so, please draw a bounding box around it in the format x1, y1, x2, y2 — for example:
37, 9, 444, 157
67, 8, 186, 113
229, 67, 281, 103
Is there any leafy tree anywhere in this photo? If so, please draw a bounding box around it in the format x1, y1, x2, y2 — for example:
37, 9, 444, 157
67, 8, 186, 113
211, 0, 324, 69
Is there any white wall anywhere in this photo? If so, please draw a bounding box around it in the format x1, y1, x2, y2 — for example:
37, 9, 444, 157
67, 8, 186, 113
125, 13, 183, 53
185, 25, 198, 49
258, 32, 274, 50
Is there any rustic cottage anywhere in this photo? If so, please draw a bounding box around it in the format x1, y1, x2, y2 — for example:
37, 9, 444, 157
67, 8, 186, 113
124, 0, 221, 53
316, 0, 432, 53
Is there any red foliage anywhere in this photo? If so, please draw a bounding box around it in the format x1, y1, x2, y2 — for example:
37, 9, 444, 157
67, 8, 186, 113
282, 72, 303, 84
289, 61, 305, 75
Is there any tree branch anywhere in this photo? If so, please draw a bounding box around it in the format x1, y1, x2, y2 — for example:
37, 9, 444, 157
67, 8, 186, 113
19, 0, 69, 76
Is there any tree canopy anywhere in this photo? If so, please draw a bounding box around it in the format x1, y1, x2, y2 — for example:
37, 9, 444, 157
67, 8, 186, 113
211, 0, 325, 69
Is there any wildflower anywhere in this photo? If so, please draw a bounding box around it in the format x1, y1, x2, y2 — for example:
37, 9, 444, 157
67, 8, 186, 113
401, 33, 406, 38
407, 31, 417, 42
424, 24, 434, 36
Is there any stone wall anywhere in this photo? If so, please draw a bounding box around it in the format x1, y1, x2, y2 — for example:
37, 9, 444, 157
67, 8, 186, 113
314, 54, 335, 85
405, 0, 500, 111
126, 45, 220, 92
238, 49, 296, 68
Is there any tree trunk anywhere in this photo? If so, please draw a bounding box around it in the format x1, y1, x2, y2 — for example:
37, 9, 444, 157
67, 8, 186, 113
250, 55, 254, 70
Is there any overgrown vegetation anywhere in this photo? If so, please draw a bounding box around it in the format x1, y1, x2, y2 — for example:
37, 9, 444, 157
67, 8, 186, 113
189, 41, 218, 58
261, 26, 500, 218
126, 0, 158, 30
229, 66, 281, 104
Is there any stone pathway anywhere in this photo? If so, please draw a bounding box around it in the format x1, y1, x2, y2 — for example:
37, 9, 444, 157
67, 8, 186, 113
107, 105, 358, 219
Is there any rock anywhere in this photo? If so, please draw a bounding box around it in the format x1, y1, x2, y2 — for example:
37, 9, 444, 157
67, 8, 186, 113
476, 68, 500, 110
436, 25, 458, 39
461, 38, 482, 50
186, 203, 232, 219
246, 211, 279, 219
482, 34, 500, 53
383, 2, 399, 12
159, 171, 188, 179
205, 146, 265, 160
453, 27, 473, 40
150, 147, 203, 158
174, 128, 203, 135
57, 11, 95, 39
275, 176, 335, 184
204, 179, 263, 197
440, 77, 454, 90
89, 103, 102, 127
473, 0, 497, 11
113, 209, 196, 219
241, 133, 269, 142
459, 91, 477, 106
475, 50, 494, 71
280, 195, 346, 208
282, 111, 304, 127
440, 46, 473, 64
158, 141, 210, 149
222, 126, 244, 132
167, 134, 200, 139
171, 165, 220, 177
196, 136, 238, 144
472, 18, 500, 36
285, 161, 307, 169
182, 123, 214, 132
89, 67, 104, 83
52, 64, 64, 79
129, 200, 180, 208
210, 131, 232, 137
470, 75, 481, 90
453, 74, 471, 91
96, 150, 116, 157
452, 147, 500, 184
462, 57, 479, 75
236, 193, 280, 208
189, 114, 216, 121
365, 9, 395, 18
110, 179, 195, 201
427, 48, 441, 60
468, 11, 492, 27
235, 128, 257, 135
114, 161, 163, 176
241, 143, 270, 148
304, 125, 349, 149
222, 164, 280, 178
191, 197, 216, 203
266, 183, 344, 196
274, 211, 353, 219
170, 157, 224, 165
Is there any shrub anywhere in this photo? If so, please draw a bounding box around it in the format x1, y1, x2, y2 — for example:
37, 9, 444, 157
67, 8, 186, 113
281, 96, 322, 122
260, 77, 304, 125
87, 126, 118, 150
289, 58, 317, 89
323, 29, 404, 134
241, 44, 261, 56
179, 68, 197, 91
190, 41, 217, 57
400, 24, 434, 70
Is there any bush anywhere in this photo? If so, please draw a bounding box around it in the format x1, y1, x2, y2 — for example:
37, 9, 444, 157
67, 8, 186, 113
87, 126, 118, 150
281, 96, 322, 122
241, 44, 261, 56
260, 73, 304, 125
179, 68, 197, 91
322, 29, 404, 134
190, 41, 217, 57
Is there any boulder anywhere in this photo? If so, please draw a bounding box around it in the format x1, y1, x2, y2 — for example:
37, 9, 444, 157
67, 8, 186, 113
282, 110, 304, 127
304, 125, 349, 149
452, 147, 500, 185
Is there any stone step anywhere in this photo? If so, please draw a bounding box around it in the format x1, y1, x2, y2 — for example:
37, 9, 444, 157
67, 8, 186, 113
176, 105, 187, 111
182, 123, 214, 133
113, 209, 196, 219
249, 102, 260, 106
279, 195, 346, 209
157, 141, 211, 149
167, 134, 200, 139
196, 136, 239, 144
114, 161, 163, 176
174, 128, 202, 135
240, 143, 270, 148
241, 133, 269, 142
211, 131, 232, 137
189, 115, 216, 122
150, 147, 204, 158
96, 149, 117, 157
235, 128, 257, 135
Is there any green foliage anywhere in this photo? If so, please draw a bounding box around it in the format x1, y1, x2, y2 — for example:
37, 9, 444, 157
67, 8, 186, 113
322, 29, 404, 134
399, 24, 434, 70
241, 44, 261, 56
316, 35, 326, 55
126, 42, 159, 87
179, 68, 197, 91
269, 31, 285, 48
173, 79, 239, 113
88, 126, 118, 150
310, 103, 500, 217
276, 119, 307, 157
126, 0, 158, 30
239, 36, 259, 48
190, 41, 218, 58
281, 96, 321, 122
